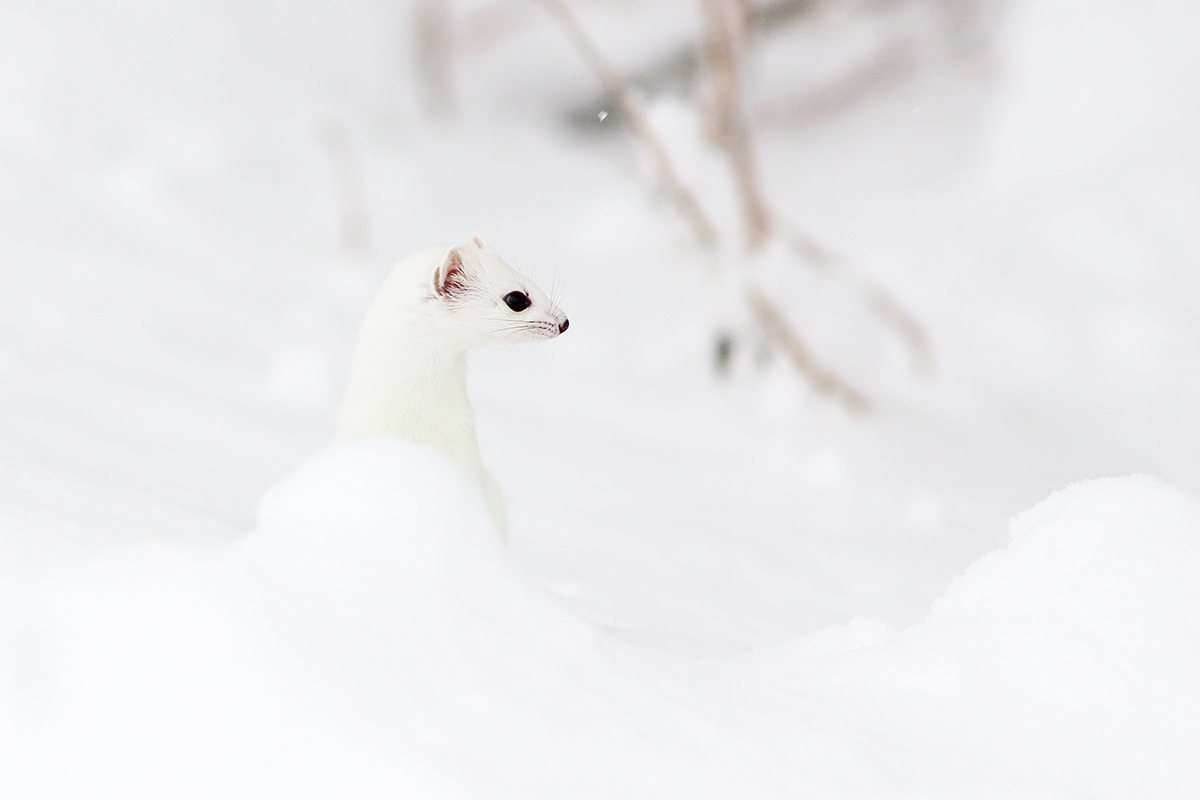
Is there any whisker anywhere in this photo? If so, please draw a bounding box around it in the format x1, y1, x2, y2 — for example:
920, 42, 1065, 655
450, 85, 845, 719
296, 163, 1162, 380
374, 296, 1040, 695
479, 318, 556, 327
486, 323, 556, 333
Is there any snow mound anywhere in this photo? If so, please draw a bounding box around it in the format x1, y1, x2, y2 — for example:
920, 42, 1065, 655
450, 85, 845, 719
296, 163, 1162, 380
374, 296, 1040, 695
247, 438, 601, 667
251, 437, 501, 590
802, 475, 1200, 797
1, 440, 618, 798
923, 474, 1200, 717
937, 474, 1200, 631
5, 465, 1199, 798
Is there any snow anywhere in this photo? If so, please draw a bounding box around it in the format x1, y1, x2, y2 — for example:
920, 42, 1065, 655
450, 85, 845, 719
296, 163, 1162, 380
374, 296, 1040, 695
2, 0, 1199, 797
6, 452, 1198, 796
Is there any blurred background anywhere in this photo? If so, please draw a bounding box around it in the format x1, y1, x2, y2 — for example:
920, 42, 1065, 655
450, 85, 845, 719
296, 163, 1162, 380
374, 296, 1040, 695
1, 0, 1198, 645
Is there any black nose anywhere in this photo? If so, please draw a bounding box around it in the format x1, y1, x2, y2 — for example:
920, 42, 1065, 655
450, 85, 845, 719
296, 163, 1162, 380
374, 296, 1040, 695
558, 318, 569, 334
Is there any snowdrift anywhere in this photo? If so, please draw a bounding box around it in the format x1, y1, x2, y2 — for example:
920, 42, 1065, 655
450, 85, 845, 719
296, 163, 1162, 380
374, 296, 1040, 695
3, 444, 1198, 798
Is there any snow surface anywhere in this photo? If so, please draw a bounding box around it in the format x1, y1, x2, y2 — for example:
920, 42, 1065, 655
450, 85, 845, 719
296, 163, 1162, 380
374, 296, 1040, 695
2, 0, 1199, 797
5, 447, 1199, 797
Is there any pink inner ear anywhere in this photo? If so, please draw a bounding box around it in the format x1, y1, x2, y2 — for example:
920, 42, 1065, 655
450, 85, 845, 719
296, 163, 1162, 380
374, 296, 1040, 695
436, 249, 468, 298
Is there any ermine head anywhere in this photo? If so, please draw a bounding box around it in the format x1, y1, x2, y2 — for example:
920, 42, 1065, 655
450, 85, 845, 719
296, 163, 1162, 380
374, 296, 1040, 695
428, 233, 568, 348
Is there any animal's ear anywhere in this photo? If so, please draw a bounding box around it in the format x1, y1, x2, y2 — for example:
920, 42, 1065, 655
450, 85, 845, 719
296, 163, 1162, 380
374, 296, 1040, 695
433, 247, 470, 299
470, 232, 487, 250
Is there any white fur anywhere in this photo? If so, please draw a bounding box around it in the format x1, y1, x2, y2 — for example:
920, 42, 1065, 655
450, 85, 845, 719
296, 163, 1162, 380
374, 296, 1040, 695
334, 235, 567, 532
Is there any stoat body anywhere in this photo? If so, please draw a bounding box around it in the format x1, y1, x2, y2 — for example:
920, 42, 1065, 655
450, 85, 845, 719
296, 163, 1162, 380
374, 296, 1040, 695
335, 234, 567, 530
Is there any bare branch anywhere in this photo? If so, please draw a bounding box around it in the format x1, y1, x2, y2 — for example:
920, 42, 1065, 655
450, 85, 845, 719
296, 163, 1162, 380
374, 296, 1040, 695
775, 216, 934, 375
868, 285, 934, 376
534, 0, 719, 252
413, 0, 456, 117
748, 0, 819, 31
746, 288, 870, 413
754, 39, 917, 130
559, 0, 820, 132
537, 0, 882, 412
699, 0, 770, 250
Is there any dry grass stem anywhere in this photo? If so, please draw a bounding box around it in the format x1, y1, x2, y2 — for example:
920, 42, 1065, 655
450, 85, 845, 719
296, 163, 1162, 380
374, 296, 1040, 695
538, 0, 881, 411
747, 288, 870, 412
868, 286, 934, 375
535, 0, 719, 251
754, 39, 918, 129
413, 0, 456, 116
777, 218, 933, 375
700, 0, 770, 250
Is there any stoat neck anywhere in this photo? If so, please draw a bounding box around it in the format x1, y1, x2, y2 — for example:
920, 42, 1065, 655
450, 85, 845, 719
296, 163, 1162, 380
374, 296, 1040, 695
334, 295, 483, 479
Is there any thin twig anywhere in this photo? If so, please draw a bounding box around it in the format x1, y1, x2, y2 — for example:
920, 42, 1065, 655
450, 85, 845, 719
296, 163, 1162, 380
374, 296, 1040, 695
868, 285, 934, 376
702, 0, 870, 403
747, 288, 870, 413
535, 0, 718, 251
538, 0, 871, 410
563, 0, 819, 119
413, 0, 456, 116
699, 0, 770, 250
495, 0, 930, 380
776, 216, 934, 375
754, 39, 917, 130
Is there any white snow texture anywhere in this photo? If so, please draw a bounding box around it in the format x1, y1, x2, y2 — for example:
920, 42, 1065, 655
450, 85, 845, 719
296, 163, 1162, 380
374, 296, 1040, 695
4, 449, 1199, 797
2, 0, 1199, 796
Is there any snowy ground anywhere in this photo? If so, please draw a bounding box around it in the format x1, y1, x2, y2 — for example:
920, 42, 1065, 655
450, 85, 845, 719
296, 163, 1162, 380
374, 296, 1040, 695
1, 0, 1199, 797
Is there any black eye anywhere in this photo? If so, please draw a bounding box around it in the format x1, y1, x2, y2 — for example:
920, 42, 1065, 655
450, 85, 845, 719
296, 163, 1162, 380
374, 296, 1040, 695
504, 291, 532, 312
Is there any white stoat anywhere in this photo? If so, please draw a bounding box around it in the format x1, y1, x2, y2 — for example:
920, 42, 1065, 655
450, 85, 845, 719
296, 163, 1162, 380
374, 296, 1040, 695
335, 234, 568, 532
